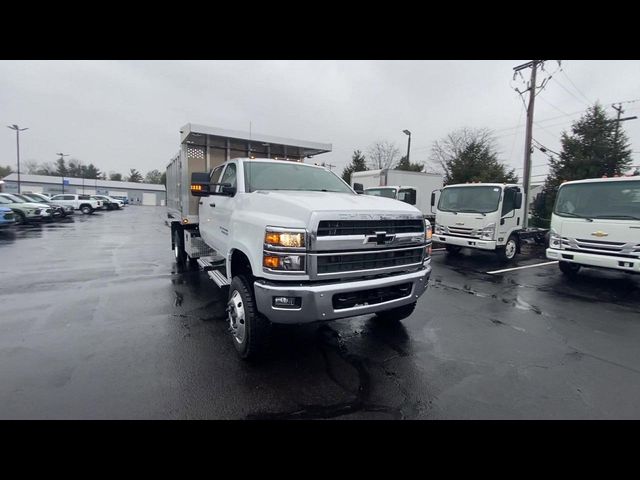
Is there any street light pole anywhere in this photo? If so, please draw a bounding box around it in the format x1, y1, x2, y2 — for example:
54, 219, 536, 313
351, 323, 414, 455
7, 124, 28, 194
56, 153, 70, 193
403, 129, 411, 164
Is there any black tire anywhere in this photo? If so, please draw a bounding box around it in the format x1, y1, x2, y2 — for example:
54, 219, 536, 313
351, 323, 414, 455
80, 204, 92, 215
559, 261, 581, 277
173, 229, 187, 268
14, 211, 27, 225
445, 245, 462, 255
228, 275, 271, 360
374, 301, 417, 323
497, 235, 518, 262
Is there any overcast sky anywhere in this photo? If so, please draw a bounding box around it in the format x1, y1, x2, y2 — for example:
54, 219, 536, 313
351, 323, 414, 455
1, 60, 639, 181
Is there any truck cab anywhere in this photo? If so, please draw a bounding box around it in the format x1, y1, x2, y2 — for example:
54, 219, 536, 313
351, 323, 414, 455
546, 176, 640, 277
433, 183, 527, 261
361, 185, 417, 207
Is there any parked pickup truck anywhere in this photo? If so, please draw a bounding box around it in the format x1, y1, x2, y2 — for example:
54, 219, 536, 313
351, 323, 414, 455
49, 194, 102, 214
167, 157, 432, 360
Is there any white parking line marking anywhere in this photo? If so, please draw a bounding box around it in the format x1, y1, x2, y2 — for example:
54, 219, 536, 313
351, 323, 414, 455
487, 261, 559, 275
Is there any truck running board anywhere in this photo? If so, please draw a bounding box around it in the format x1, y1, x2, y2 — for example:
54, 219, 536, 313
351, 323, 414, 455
207, 269, 230, 287
197, 256, 225, 271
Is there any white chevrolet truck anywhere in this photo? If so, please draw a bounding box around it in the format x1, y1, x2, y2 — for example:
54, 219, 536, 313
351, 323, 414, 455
546, 176, 640, 277
167, 156, 432, 360
432, 183, 547, 261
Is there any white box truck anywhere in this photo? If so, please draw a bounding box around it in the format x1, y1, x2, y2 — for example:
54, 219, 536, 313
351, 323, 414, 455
351, 169, 443, 222
546, 176, 640, 277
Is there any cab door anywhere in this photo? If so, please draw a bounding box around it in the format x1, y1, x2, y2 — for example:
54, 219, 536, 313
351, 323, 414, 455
199, 164, 225, 248
498, 187, 521, 243
208, 162, 238, 254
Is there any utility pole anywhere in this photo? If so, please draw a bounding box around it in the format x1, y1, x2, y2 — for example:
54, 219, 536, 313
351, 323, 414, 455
7, 124, 28, 194
513, 60, 541, 229
56, 153, 70, 193
403, 130, 411, 164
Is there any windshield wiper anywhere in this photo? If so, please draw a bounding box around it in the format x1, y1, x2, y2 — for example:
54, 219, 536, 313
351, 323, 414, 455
459, 209, 486, 216
557, 211, 593, 222
592, 215, 640, 221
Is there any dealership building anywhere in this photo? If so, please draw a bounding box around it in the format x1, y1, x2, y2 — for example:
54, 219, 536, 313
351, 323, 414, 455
1, 173, 166, 206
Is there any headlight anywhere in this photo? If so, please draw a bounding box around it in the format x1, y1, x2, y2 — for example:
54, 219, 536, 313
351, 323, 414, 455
434, 223, 447, 235
549, 229, 561, 249
264, 228, 306, 248
479, 223, 496, 240
425, 220, 432, 241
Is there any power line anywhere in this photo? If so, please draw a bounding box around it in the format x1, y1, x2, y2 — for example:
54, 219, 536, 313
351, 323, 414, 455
559, 67, 593, 105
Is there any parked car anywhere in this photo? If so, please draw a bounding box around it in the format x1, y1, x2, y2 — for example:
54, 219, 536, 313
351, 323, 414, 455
49, 194, 102, 214
14, 193, 65, 218
22, 192, 75, 216
110, 195, 128, 205
0, 206, 16, 228
0, 193, 50, 223
91, 195, 123, 210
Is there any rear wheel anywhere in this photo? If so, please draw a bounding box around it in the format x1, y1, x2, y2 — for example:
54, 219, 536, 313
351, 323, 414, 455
559, 261, 581, 277
445, 245, 462, 255
228, 275, 271, 360
173, 229, 187, 269
374, 302, 417, 323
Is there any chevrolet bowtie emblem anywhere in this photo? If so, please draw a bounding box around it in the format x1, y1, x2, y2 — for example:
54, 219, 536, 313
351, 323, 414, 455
591, 231, 609, 237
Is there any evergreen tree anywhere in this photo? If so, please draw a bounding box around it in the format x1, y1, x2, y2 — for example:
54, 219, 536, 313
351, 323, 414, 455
341, 150, 368, 185
532, 103, 633, 224
0, 165, 13, 178
430, 128, 517, 185
82, 163, 101, 179
395, 155, 424, 172
55, 158, 68, 176
127, 169, 143, 183
109, 172, 123, 181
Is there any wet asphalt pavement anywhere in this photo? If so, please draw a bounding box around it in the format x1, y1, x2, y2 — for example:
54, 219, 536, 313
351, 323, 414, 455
1, 206, 639, 419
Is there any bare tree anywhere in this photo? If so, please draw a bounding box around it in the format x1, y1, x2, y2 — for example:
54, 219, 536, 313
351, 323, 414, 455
429, 127, 494, 174
23, 160, 40, 174
367, 141, 401, 170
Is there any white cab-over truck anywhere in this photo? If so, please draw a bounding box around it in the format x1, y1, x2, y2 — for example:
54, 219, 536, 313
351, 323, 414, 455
351, 169, 443, 223
432, 183, 547, 261
167, 156, 433, 359
546, 176, 640, 277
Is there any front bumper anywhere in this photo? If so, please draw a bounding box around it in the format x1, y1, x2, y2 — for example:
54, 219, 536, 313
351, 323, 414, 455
435, 234, 496, 251
546, 248, 640, 273
254, 264, 431, 324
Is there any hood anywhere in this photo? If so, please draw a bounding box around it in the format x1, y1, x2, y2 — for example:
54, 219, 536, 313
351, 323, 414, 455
553, 217, 640, 244
8, 202, 48, 209
436, 211, 494, 230
242, 190, 423, 229
0, 206, 12, 213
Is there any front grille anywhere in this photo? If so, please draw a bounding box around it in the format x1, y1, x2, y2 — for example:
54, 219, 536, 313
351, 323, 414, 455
447, 226, 477, 238
317, 220, 424, 237
333, 282, 413, 309
316, 247, 424, 274
562, 237, 640, 258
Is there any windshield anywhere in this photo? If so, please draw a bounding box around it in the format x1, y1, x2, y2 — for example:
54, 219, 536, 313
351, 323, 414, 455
0, 194, 25, 204
554, 180, 640, 220
364, 188, 397, 199
0, 196, 13, 205
243, 161, 353, 194
23, 194, 47, 202
438, 186, 502, 213
15, 194, 40, 203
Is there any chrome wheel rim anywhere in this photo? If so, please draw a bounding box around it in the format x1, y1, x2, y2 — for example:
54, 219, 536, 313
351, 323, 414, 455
505, 240, 516, 259
227, 290, 246, 344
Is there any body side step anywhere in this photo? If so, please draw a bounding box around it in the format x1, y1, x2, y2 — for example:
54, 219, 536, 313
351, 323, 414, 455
197, 256, 225, 271
208, 269, 230, 287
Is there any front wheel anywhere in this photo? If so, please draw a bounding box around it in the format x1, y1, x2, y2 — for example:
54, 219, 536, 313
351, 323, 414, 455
559, 261, 581, 277
228, 275, 271, 360
14, 211, 27, 225
497, 235, 518, 262
374, 302, 417, 323
80, 205, 92, 215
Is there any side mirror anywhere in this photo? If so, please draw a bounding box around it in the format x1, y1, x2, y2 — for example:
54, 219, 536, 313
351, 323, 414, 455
430, 191, 436, 207
220, 184, 236, 196
353, 182, 364, 194
405, 189, 417, 205
190, 172, 211, 197
514, 192, 523, 210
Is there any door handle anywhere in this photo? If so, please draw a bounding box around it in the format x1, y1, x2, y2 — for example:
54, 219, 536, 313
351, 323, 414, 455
209, 203, 215, 207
